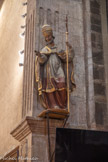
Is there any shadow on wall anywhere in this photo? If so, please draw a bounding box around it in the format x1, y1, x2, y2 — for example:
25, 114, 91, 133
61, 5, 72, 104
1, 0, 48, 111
0, 0, 4, 10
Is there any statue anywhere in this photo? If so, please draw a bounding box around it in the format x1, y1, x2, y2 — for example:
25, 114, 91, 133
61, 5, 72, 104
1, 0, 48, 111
35, 24, 76, 111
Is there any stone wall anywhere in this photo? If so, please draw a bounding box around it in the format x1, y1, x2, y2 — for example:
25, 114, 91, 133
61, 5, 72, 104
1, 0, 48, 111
24, 0, 88, 128
90, 0, 107, 126
23, 0, 108, 129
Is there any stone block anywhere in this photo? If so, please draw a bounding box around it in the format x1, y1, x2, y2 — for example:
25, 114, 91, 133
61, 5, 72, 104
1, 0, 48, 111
92, 42, 96, 48
94, 82, 106, 96
92, 52, 104, 64
92, 42, 103, 51
91, 13, 101, 21
95, 102, 107, 125
90, 0, 100, 8
92, 51, 103, 57
94, 95, 107, 103
91, 24, 102, 33
91, 33, 96, 42
93, 65, 105, 80
90, 7, 100, 15
68, 103, 78, 126
91, 16, 101, 25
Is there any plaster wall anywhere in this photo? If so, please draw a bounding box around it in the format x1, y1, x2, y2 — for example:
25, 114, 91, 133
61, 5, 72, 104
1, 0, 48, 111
0, 0, 25, 156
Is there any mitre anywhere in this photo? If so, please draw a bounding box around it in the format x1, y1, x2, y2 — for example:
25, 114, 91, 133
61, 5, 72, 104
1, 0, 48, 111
42, 24, 53, 37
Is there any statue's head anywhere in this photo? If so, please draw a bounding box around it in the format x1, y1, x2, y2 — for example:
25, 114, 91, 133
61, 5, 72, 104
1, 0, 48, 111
42, 24, 54, 45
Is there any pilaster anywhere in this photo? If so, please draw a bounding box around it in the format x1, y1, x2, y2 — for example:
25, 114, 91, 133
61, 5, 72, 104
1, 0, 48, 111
11, 116, 64, 162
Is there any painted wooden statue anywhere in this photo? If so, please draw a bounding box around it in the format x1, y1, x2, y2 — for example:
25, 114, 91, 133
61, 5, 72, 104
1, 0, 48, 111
35, 24, 76, 111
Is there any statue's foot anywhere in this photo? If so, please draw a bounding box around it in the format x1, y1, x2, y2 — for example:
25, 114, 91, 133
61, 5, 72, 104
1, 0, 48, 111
53, 106, 67, 110
53, 105, 60, 109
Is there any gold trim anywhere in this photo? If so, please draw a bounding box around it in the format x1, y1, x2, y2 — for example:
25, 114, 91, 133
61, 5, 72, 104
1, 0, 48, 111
70, 61, 76, 91
42, 87, 66, 93
45, 46, 52, 53
40, 46, 52, 55
35, 56, 43, 95
35, 56, 39, 82
40, 46, 57, 55
58, 88, 66, 91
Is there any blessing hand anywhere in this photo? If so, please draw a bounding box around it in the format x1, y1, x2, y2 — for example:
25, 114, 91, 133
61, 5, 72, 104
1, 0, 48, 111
34, 50, 41, 56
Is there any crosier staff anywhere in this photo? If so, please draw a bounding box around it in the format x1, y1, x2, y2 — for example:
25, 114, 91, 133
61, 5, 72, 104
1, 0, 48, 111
65, 15, 70, 113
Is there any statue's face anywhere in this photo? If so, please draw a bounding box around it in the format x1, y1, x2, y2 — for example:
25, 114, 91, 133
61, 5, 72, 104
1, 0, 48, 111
45, 34, 53, 44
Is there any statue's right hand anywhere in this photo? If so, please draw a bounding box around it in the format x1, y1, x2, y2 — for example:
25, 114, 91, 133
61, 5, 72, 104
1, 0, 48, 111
34, 50, 41, 56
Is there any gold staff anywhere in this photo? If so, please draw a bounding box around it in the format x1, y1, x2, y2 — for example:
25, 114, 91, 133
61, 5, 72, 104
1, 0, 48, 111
66, 15, 70, 113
